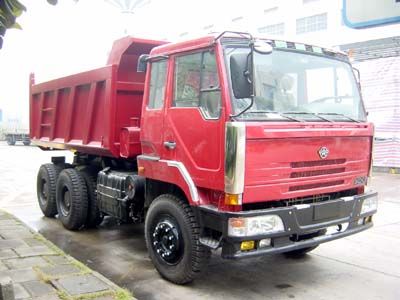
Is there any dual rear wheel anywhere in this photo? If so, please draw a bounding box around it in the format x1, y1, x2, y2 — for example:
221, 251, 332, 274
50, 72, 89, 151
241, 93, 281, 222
36, 164, 103, 230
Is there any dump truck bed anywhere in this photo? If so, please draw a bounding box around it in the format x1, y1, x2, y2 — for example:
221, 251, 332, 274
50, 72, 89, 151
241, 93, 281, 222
29, 37, 165, 158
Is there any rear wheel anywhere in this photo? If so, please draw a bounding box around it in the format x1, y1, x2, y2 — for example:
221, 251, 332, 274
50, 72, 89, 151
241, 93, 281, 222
37, 164, 62, 217
145, 194, 210, 284
56, 168, 88, 230
6, 137, 15, 146
23, 140, 31, 146
79, 167, 103, 228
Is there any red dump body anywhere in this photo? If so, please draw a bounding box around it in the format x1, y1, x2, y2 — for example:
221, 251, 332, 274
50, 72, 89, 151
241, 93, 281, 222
30, 37, 165, 158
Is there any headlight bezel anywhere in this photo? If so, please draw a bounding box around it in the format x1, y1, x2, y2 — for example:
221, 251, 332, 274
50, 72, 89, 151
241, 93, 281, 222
228, 215, 285, 237
360, 194, 378, 215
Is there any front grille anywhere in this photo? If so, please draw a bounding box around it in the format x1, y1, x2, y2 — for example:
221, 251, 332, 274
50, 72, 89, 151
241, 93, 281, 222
288, 180, 344, 191
290, 167, 345, 178
242, 189, 357, 210
285, 194, 330, 206
291, 159, 346, 168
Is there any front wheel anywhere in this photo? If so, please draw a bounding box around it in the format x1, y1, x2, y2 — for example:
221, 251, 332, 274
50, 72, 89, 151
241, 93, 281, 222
283, 245, 319, 258
283, 229, 326, 258
145, 194, 210, 284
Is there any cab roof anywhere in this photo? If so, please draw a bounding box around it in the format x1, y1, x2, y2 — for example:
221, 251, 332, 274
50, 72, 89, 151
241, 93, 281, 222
149, 32, 347, 59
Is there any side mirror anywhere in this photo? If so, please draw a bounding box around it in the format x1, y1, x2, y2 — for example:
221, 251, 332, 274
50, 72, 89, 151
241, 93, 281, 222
137, 54, 149, 72
230, 52, 252, 99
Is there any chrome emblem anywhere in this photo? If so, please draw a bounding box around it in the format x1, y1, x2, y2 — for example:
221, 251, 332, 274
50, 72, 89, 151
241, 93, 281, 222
318, 147, 329, 159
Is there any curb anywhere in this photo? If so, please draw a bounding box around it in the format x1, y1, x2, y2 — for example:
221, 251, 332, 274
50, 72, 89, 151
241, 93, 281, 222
0, 209, 135, 300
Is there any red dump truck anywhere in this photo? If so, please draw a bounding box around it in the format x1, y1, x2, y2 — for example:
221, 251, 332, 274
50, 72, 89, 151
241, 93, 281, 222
30, 32, 378, 284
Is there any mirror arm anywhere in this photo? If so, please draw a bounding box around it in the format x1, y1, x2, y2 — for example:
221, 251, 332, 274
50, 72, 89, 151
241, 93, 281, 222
230, 95, 254, 119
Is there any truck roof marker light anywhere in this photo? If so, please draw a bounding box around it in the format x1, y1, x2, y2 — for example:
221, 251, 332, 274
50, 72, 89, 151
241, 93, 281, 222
295, 43, 306, 51
312, 46, 323, 54
274, 41, 287, 48
225, 193, 242, 205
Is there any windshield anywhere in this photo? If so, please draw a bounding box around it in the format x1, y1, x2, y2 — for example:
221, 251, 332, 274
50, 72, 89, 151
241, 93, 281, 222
226, 46, 366, 122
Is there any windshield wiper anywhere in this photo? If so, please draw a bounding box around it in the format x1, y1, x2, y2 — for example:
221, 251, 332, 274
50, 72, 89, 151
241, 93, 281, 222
282, 111, 333, 122
245, 110, 301, 122
316, 112, 361, 123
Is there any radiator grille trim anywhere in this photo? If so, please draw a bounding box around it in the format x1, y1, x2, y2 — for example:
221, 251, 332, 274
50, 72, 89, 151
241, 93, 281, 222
291, 159, 346, 168
289, 180, 345, 191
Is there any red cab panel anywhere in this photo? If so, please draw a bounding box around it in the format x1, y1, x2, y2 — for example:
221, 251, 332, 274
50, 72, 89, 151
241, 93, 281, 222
243, 122, 374, 202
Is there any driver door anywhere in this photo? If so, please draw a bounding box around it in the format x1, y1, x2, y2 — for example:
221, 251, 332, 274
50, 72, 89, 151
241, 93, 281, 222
162, 50, 225, 190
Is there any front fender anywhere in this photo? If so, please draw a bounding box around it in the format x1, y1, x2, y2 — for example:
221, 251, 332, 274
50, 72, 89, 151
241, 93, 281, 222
137, 155, 199, 204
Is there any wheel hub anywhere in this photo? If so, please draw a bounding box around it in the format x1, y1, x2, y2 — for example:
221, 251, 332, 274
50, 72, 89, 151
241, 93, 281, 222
60, 189, 71, 216
152, 220, 181, 264
39, 180, 48, 205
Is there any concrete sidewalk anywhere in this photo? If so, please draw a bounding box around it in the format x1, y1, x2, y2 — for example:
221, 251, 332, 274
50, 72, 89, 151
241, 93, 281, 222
0, 210, 133, 300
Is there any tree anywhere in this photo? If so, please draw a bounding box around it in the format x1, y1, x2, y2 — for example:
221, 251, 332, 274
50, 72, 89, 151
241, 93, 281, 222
0, 0, 58, 49
0, 0, 26, 49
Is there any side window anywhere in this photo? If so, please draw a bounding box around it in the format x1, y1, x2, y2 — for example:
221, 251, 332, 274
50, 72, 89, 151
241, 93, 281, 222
173, 51, 221, 119
148, 60, 167, 109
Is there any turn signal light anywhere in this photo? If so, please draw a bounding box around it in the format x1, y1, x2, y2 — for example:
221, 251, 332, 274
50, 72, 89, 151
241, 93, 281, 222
225, 193, 242, 205
138, 166, 145, 175
240, 240, 255, 251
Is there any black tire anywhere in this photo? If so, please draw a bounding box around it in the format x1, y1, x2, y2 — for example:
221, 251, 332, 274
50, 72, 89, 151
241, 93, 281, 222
79, 167, 103, 228
56, 168, 88, 230
23, 140, 31, 146
283, 245, 319, 258
145, 194, 211, 284
37, 163, 63, 217
283, 230, 326, 258
6, 138, 15, 146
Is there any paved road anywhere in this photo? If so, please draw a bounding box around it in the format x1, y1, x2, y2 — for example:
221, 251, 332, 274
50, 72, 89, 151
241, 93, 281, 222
1, 141, 399, 300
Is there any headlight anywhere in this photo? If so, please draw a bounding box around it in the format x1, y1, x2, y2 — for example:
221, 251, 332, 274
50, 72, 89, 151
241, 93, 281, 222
361, 195, 378, 214
228, 215, 284, 237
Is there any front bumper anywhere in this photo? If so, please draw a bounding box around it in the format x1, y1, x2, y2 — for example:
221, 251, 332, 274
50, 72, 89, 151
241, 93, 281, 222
194, 191, 377, 259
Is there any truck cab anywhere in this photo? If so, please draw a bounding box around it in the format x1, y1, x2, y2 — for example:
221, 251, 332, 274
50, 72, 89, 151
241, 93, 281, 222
138, 31, 377, 270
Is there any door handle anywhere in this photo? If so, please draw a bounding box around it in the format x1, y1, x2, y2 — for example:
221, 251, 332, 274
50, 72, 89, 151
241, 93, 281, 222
163, 141, 176, 150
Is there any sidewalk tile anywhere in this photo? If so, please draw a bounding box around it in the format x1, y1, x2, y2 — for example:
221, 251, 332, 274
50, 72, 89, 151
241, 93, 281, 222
22, 238, 45, 247
0, 225, 29, 231
14, 246, 56, 257
0, 214, 13, 220
13, 283, 30, 299
0, 261, 7, 271
0, 239, 27, 249
2, 268, 39, 283
39, 264, 81, 276
91, 296, 115, 300
4, 257, 49, 269
29, 295, 60, 300
0, 220, 20, 226
0, 249, 18, 259
22, 281, 56, 297
43, 255, 71, 265
54, 274, 109, 295
0, 230, 33, 239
